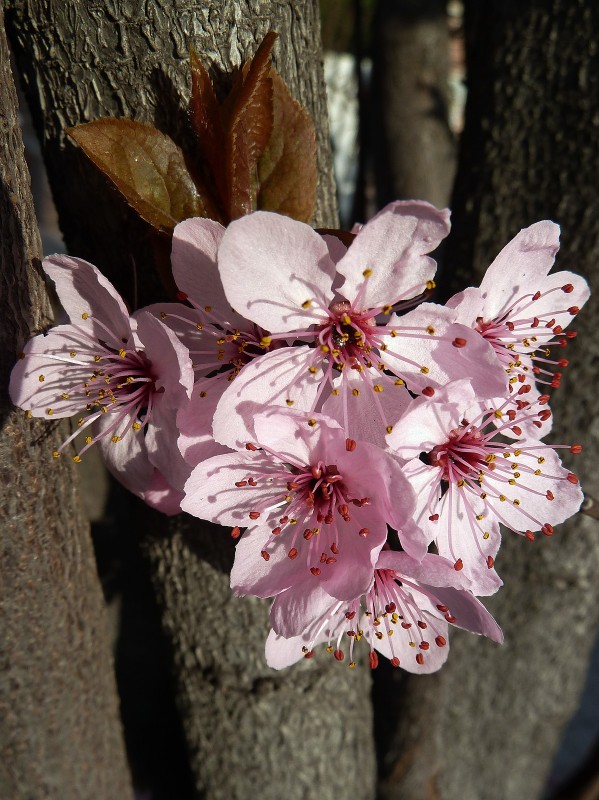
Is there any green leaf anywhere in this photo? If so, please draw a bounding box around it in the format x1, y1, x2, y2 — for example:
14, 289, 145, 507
257, 70, 317, 223
68, 118, 206, 231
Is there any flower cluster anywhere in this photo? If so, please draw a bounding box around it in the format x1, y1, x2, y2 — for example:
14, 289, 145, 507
10, 201, 588, 673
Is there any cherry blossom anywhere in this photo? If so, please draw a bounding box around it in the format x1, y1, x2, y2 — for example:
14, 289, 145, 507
447, 221, 589, 437
182, 408, 416, 602
265, 550, 503, 673
387, 380, 584, 593
212, 202, 508, 449
9, 255, 193, 511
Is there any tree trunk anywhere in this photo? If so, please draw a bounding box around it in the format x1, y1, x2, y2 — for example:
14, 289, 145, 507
0, 8, 132, 799
4, 2, 376, 798
371, 0, 455, 209
379, 3, 599, 799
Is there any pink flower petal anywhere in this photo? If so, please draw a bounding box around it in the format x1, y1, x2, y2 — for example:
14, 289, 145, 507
336, 200, 450, 309
217, 211, 335, 332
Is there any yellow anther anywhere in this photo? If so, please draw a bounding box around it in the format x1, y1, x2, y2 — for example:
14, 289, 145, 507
204, 305, 212, 312
94, 355, 102, 362
308, 419, 317, 427
382, 305, 392, 315
118, 348, 127, 358
216, 337, 225, 345
390, 330, 397, 337
111, 436, 121, 443
362, 268, 373, 278
85, 436, 92, 444
81, 312, 89, 320
196, 322, 203, 331
476, 514, 484, 521
420, 366, 429, 374
286, 399, 294, 406
514, 472, 520, 478
38, 374, 45, 382
534, 469, 541, 475
25, 410, 32, 418
325, 646, 333, 653
375, 631, 383, 640
302, 299, 312, 309
483, 532, 490, 540
342, 314, 352, 325
61, 393, 69, 400
160, 311, 167, 319
426, 280, 436, 290
426, 326, 435, 335
499, 494, 506, 502
320, 344, 330, 353
308, 366, 317, 374
73, 455, 82, 463
349, 661, 357, 668
69, 351, 76, 358
52, 450, 61, 459
494, 409, 503, 418
199, 391, 207, 398
394, 379, 404, 386
457, 479, 465, 488
46, 408, 53, 416
331, 389, 339, 396
513, 499, 521, 506
260, 336, 272, 348
352, 388, 360, 396
386, 425, 393, 434
509, 479, 516, 485
537, 457, 545, 464
373, 384, 383, 393
100, 406, 108, 413
480, 492, 487, 499
132, 422, 142, 431
514, 449, 522, 456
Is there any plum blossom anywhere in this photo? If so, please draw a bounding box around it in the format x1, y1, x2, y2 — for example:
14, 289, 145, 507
387, 380, 584, 593
182, 408, 416, 602
212, 202, 508, 449
446, 221, 590, 437
266, 550, 503, 673
9, 255, 194, 511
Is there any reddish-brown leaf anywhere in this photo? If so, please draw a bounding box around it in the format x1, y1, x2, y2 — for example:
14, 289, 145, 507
224, 31, 277, 219
257, 70, 317, 222
68, 118, 206, 231
189, 47, 227, 217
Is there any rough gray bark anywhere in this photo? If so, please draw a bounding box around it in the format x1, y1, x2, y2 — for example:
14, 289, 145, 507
379, 3, 599, 799
0, 8, 132, 799
371, 0, 455, 209
5, 3, 376, 798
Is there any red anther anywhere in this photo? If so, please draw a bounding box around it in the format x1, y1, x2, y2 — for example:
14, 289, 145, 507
554, 325, 563, 334
511, 425, 522, 435
542, 523, 554, 536
525, 530, 536, 542
325, 513, 333, 525
568, 306, 580, 315
454, 559, 463, 571
401, 622, 412, 629
546, 318, 556, 328
570, 444, 583, 454
249, 511, 260, 520
369, 651, 379, 669
562, 283, 574, 293
333, 649, 345, 662
245, 442, 258, 451
452, 337, 467, 348
422, 386, 435, 397
176, 290, 189, 301
419, 642, 430, 650
559, 338, 568, 347
338, 503, 349, 517
311, 465, 322, 479
359, 497, 371, 506
271, 526, 282, 536
436, 604, 449, 613
304, 650, 315, 659
303, 529, 313, 540
279, 515, 289, 524
554, 372, 563, 379
539, 394, 550, 405
551, 379, 561, 389
235, 480, 248, 487
517, 384, 531, 395
417, 620, 427, 629
320, 552, 327, 563
517, 374, 525, 383
507, 410, 516, 421
346, 630, 356, 638
516, 399, 528, 410
506, 321, 515, 331
533, 421, 542, 428
345, 611, 356, 620
331, 542, 339, 555
248, 478, 257, 486
532, 317, 540, 327
326, 557, 337, 565
539, 410, 551, 421
391, 657, 401, 668
286, 481, 299, 490
532, 366, 541, 375
385, 602, 397, 614
566, 330, 577, 338
261, 550, 270, 561
231, 526, 241, 539
445, 614, 456, 624
317, 512, 324, 522
435, 636, 447, 647
533, 291, 542, 301
546, 490, 555, 501
416, 653, 424, 665
429, 513, 439, 522
359, 528, 370, 537
558, 358, 569, 367
288, 548, 298, 559
487, 555, 495, 569
310, 567, 321, 576
345, 437, 357, 452
567, 473, 579, 484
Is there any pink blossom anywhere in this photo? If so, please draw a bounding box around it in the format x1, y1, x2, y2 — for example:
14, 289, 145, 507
182, 408, 416, 601
212, 202, 508, 449
446, 222, 589, 437
386, 380, 584, 593
265, 550, 503, 673
9, 255, 194, 511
